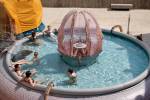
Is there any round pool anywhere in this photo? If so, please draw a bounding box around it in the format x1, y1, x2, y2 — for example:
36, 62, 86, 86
6, 29, 150, 95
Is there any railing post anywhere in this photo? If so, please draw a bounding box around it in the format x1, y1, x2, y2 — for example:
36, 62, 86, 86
127, 14, 131, 35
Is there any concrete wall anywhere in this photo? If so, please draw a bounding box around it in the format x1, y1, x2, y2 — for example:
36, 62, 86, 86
42, 0, 150, 9
42, 0, 109, 8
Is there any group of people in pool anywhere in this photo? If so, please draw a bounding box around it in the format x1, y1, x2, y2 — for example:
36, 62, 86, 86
10, 25, 77, 87
12, 58, 77, 86
31, 25, 87, 58
11, 52, 40, 86
29, 25, 58, 44
43, 25, 58, 42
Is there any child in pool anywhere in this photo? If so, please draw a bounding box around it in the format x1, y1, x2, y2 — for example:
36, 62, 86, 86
67, 69, 77, 84
31, 31, 37, 42
32, 52, 40, 64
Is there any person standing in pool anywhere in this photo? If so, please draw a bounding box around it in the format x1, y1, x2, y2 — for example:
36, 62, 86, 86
26, 31, 41, 46
67, 69, 77, 84
44, 26, 57, 42
31, 31, 37, 42
44, 25, 52, 36
32, 52, 40, 64
52, 28, 58, 36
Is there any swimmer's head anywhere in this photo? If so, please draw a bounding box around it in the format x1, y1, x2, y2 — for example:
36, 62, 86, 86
14, 64, 20, 71
47, 25, 51, 30
34, 52, 38, 57
68, 69, 74, 74
25, 71, 32, 78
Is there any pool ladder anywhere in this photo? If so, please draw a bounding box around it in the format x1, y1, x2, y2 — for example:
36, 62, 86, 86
44, 81, 54, 100
110, 25, 123, 33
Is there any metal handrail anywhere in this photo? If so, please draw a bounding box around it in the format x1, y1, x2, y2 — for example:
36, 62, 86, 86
110, 25, 123, 33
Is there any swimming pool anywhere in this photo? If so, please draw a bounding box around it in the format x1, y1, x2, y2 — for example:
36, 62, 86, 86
12, 30, 149, 90
6, 29, 150, 95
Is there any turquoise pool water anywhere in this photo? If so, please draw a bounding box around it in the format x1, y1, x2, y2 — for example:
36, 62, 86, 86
16, 33, 149, 89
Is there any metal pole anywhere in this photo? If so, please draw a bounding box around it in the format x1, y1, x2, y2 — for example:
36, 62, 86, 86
127, 13, 130, 35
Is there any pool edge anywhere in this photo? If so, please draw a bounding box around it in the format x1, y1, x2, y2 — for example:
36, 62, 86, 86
5, 29, 150, 96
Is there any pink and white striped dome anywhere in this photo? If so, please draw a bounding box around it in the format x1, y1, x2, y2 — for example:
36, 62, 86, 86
58, 10, 103, 57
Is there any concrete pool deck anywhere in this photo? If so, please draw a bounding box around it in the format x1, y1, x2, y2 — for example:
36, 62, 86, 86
1, 8, 150, 100
43, 8, 150, 46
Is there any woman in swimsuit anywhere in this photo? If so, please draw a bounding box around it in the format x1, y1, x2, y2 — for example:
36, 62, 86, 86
13, 63, 37, 77
14, 64, 23, 76
22, 71, 37, 87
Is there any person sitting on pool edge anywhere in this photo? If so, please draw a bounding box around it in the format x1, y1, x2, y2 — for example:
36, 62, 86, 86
14, 64, 23, 76
13, 64, 37, 77
21, 70, 38, 87
67, 69, 77, 84
11, 59, 30, 76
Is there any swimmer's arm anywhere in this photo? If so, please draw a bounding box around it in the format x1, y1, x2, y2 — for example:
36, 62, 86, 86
29, 79, 37, 87
11, 59, 30, 65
